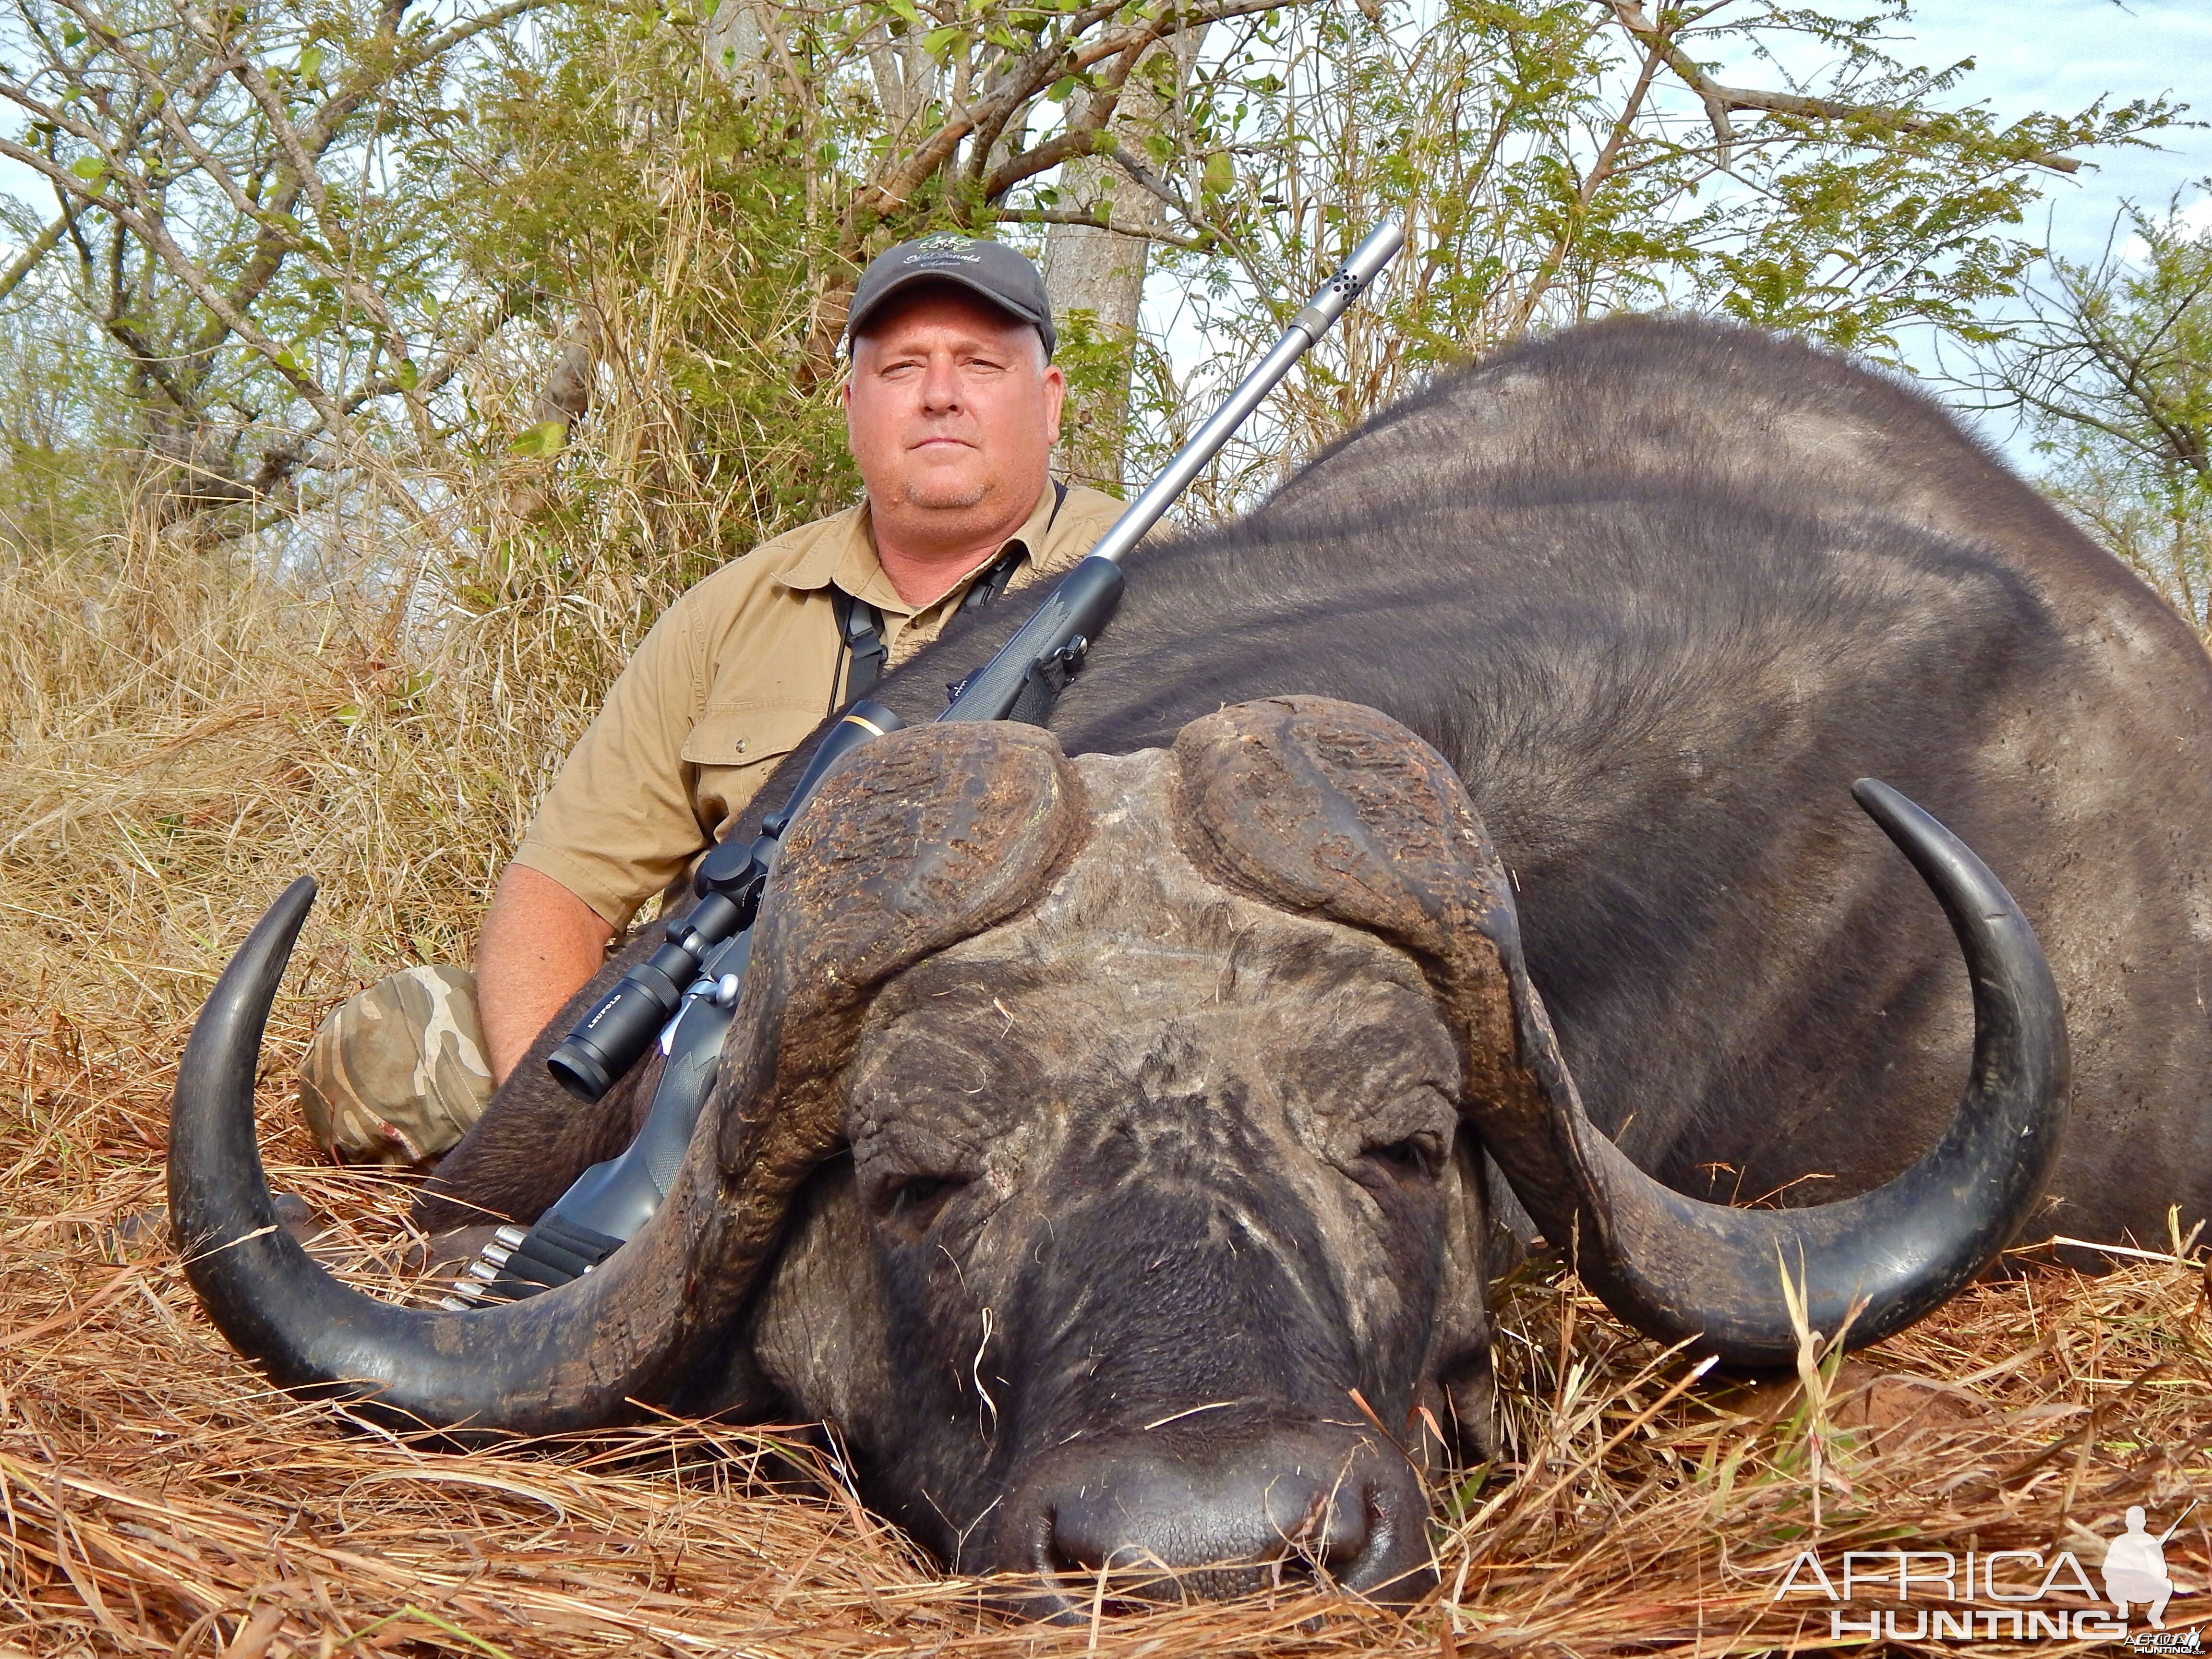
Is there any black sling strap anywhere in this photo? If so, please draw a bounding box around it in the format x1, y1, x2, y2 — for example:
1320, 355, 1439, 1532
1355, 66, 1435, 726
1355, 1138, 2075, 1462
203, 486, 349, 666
830, 585, 889, 703
830, 481, 1066, 710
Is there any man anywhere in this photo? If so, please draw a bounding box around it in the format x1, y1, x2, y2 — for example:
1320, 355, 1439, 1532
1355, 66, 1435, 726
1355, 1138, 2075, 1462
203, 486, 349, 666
299, 236, 1129, 1165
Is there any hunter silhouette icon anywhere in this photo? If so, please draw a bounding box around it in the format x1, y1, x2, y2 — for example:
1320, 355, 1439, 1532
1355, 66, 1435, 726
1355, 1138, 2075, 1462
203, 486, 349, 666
2104, 1503, 2196, 1628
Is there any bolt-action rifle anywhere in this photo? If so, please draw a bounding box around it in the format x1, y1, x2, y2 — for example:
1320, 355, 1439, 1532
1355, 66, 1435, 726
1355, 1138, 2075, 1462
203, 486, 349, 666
449, 223, 1407, 1306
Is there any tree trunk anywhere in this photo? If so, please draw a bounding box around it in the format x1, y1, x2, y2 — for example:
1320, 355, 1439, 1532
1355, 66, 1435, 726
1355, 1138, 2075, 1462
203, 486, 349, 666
702, 0, 770, 99
1041, 33, 1203, 493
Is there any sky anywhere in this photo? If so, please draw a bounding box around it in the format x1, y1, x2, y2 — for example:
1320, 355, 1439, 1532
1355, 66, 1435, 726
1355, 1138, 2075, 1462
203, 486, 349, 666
1887, 0, 2211, 267
1778, 0, 2212, 453
1128, 0, 2212, 470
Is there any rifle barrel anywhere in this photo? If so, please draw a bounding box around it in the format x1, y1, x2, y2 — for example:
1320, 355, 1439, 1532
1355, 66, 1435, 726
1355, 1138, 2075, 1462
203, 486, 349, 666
2157, 1498, 2199, 1543
1083, 221, 1404, 567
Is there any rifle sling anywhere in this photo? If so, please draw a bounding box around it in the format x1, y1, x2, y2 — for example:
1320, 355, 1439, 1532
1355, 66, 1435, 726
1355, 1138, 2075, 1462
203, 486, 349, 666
830, 481, 1066, 709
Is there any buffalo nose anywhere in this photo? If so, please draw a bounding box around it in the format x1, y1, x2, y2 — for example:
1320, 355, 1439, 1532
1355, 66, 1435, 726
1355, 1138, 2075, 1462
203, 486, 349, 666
1022, 1428, 1432, 1608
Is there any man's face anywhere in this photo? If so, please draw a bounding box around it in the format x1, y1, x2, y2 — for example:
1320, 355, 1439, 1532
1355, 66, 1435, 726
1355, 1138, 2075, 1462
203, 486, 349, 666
843, 287, 1064, 526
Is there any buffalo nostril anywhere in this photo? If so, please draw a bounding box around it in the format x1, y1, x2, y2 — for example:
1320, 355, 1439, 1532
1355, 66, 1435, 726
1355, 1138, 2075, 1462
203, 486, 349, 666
1032, 1446, 1411, 1605
1259, 1477, 1374, 1581
1042, 1506, 1183, 1611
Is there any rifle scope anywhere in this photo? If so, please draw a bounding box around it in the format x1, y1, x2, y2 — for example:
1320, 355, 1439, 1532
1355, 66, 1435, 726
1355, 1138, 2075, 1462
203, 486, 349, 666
546, 700, 903, 1101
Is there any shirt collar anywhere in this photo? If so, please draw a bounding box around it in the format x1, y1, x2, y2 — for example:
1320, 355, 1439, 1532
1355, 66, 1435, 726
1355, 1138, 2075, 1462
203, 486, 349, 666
770, 504, 868, 596
773, 481, 1058, 613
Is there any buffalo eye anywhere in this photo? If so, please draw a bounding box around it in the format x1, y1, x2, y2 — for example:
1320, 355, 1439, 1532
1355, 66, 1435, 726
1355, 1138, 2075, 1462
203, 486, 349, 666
874, 1173, 971, 1236
1362, 1132, 1445, 1181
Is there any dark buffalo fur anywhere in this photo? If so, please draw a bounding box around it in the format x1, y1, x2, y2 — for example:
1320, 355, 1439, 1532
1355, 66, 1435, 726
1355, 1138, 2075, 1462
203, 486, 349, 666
412, 315, 2212, 1587
436, 314, 2212, 1247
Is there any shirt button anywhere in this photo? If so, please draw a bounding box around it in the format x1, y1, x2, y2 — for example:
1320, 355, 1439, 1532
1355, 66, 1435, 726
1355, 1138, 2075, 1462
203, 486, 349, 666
735, 738, 748, 754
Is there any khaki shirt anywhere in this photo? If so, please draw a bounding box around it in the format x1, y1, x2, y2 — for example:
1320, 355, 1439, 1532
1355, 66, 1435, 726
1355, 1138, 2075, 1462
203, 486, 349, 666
514, 480, 1126, 931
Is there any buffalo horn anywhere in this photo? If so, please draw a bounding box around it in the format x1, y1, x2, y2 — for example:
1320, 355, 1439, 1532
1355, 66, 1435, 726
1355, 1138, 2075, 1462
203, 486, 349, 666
168, 877, 745, 1435
1173, 697, 2069, 1369
168, 721, 1083, 1433
1509, 779, 2068, 1363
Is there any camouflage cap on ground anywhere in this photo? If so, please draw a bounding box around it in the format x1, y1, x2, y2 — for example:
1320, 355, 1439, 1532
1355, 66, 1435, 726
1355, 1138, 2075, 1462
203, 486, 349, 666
298, 965, 494, 1166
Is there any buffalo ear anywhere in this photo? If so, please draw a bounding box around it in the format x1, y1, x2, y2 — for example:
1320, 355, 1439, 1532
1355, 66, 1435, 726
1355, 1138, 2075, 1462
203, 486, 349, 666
1169, 696, 1594, 1238
694, 720, 1085, 1298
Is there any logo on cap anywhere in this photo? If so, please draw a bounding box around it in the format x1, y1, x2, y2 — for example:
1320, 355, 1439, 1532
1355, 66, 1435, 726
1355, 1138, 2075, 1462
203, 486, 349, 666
908, 232, 983, 268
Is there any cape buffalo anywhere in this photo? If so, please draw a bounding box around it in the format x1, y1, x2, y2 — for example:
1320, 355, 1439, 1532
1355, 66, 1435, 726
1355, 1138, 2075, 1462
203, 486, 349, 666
169, 315, 2212, 1611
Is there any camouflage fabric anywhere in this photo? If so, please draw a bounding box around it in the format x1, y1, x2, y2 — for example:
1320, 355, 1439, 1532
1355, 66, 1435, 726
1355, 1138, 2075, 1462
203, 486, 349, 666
298, 965, 493, 1166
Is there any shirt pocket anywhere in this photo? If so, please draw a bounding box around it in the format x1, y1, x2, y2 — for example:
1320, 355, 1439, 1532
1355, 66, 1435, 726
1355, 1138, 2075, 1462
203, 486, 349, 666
679, 703, 827, 841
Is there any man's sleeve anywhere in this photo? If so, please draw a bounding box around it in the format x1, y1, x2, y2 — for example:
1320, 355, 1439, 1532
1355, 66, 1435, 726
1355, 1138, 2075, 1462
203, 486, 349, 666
511, 599, 706, 933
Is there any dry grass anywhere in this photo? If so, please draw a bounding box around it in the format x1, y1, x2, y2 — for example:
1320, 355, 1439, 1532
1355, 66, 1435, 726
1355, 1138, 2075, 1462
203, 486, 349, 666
3, 438, 2211, 1656
2, 1014, 2207, 1658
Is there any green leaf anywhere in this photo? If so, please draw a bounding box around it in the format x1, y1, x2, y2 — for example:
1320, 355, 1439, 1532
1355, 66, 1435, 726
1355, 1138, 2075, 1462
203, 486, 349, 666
884, 0, 921, 23
69, 155, 107, 183
421, 293, 440, 320
922, 25, 964, 58
1201, 152, 1235, 198
395, 358, 420, 391
274, 347, 302, 374
298, 45, 324, 82
508, 419, 568, 458
60, 21, 83, 47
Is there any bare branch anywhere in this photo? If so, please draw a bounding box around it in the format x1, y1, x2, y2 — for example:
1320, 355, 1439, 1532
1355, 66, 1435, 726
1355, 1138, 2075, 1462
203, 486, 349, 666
0, 204, 78, 308
971, 34, 1139, 194
1503, 28, 1667, 339
51, 10, 423, 412
1091, 134, 1274, 307
302, 0, 565, 154
104, 315, 201, 415
0, 134, 343, 426
854, 0, 1292, 225
994, 207, 1210, 250
215, 44, 336, 229
1606, 0, 2082, 175
984, 113, 1118, 201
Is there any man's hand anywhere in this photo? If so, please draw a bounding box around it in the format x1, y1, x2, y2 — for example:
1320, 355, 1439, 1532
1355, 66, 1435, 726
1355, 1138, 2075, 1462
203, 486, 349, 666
477, 863, 616, 1085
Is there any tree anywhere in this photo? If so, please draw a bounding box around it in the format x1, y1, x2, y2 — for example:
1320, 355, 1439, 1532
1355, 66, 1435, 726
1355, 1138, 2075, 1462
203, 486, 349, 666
1960, 193, 2212, 628
1037, 29, 1206, 491
1091, 0, 2177, 513
0, 0, 563, 526
0, 0, 2183, 553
